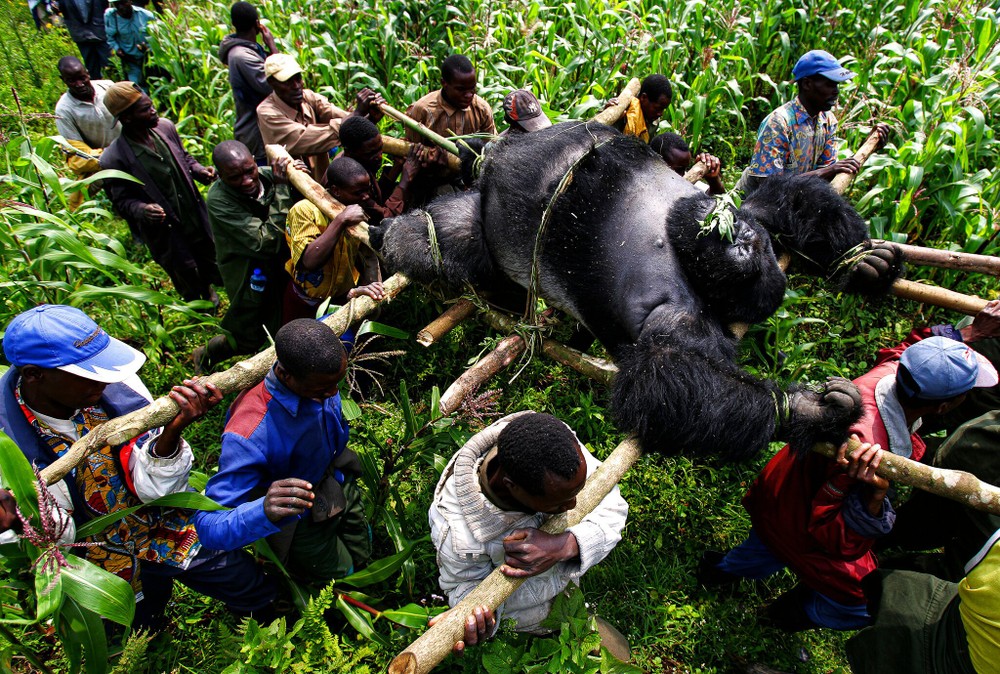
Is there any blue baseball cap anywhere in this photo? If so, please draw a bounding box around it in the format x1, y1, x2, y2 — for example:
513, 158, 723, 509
3, 305, 146, 383
897, 336, 998, 401
792, 50, 856, 82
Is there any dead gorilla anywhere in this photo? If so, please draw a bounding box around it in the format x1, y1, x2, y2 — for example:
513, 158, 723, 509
374, 122, 902, 459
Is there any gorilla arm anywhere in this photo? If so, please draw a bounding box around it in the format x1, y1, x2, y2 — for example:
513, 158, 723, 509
610, 312, 862, 460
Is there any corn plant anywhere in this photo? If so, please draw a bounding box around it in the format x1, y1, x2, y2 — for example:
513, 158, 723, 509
0, 133, 219, 366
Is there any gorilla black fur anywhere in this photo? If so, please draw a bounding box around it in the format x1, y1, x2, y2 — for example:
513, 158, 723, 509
377, 122, 899, 460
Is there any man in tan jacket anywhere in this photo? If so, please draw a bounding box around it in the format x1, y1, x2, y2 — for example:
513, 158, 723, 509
256, 54, 383, 184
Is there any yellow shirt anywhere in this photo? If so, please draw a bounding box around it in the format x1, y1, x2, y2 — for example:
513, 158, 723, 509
284, 200, 360, 301
959, 530, 1000, 672
622, 97, 649, 143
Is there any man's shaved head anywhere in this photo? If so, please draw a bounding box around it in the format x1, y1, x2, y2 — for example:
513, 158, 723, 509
57, 56, 86, 76
212, 139, 253, 169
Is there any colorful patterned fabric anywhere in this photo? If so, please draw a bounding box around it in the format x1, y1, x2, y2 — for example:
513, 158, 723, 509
746, 97, 838, 177
16, 381, 199, 587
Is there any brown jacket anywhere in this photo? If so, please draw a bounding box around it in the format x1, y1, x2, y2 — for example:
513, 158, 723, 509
257, 89, 349, 183
404, 90, 496, 143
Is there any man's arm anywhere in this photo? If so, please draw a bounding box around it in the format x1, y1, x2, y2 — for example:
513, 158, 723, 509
128, 378, 223, 501
296, 204, 365, 272
806, 437, 895, 558
161, 120, 215, 184
231, 49, 273, 98
104, 8, 121, 53
192, 434, 285, 551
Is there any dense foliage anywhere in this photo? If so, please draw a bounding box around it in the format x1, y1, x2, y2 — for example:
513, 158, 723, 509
1, 0, 999, 671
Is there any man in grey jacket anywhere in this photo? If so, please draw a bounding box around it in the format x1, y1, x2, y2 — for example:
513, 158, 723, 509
219, 2, 277, 164
428, 412, 630, 659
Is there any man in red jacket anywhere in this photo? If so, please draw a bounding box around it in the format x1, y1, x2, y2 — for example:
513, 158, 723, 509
699, 314, 1000, 631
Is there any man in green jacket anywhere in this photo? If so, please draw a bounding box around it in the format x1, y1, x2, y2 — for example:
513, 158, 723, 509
194, 140, 298, 372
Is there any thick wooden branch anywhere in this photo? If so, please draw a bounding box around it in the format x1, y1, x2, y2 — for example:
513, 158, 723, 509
590, 78, 641, 127
829, 127, 884, 194
264, 144, 370, 247
683, 160, 708, 184
416, 299, 477, 347
379, 103, 461, 156
873, 240, 1000, 276
438, 335, 526, 414
389, 436, 643, 674
39, 274, 412, 485
812, 436, 1000, 515
890, 278, 988, 315
478, 307, 616, 386
381, 134, 462, 173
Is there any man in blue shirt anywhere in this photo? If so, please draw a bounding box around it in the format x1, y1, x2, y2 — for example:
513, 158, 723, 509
104, 0, 155, 88
738, 50, 889, 193
193, 319, 370, 582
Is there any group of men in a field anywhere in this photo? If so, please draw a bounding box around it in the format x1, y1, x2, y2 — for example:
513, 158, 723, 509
5, 1, 998, 668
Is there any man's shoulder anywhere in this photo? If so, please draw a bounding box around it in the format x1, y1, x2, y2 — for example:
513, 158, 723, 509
408, 90, 440, 115
287, 198, 323, 222
54, 92, 75, 115
303, 88, 331, 108
471, 94, 493, 114
224, 382, 273, 442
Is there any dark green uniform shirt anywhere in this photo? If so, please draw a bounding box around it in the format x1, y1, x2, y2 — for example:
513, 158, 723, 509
205, 167, 293, 350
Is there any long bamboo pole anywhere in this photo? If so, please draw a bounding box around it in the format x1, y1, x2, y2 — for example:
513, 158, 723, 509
378, 103, 462, 156
264, 144, 370, 247
873, 240, 1000, 277
39, 274, 411, 485
382, 135, 462, 173
591, 78, 641, 127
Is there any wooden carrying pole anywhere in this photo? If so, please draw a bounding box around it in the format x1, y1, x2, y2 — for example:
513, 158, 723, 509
381, 134, 462, 173
437, 335, 525, 413
830, 127, 884, 194
264, 144, 371, 248
874, 240, 1000, 277
389, 437, 644, 674
683, 161, 708, 184
379, 102, 461, 156
416, 299, 477, 347
590, 78, 641, 127
40, 274, 411, 485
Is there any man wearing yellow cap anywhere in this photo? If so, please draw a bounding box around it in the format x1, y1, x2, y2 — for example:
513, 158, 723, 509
256, 53, 384, 184
99, 81, 222, 303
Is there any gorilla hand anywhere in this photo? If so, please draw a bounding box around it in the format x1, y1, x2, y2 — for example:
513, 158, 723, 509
842, 242, 903, 296
781, 376, 863, 455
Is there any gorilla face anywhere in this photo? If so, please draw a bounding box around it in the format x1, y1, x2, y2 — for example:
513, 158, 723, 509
666, 198, 787, 325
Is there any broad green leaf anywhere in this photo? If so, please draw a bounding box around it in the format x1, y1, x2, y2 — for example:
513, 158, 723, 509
338, 536, 423, 588
399, 380, 418, 440
335, 594, 389, 647
341, 395, 363, 421
0, 430, 41, 523
356, 320, 410, 340
61, 555, 136, 626
380, 602, 434, 629
35, 563, 62, 621
58, 594, 109, 674
75, 491, 227, 539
